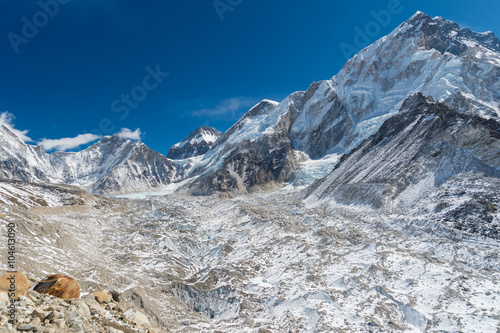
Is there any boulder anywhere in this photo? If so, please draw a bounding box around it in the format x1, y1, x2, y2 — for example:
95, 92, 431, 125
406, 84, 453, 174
0, 271, 30, 299
83, 298, 104, 316
124, 309, 150, 328
93, 290, 113, 304
33, 275, 80, 300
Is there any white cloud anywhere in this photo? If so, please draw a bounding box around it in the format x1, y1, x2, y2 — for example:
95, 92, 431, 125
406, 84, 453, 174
117, 128, 142, 140
39, 133, 102, 151
191, 97, 259, 119
0, 111, 33, 142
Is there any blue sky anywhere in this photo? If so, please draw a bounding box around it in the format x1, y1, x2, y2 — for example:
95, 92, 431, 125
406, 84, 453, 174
1, 0, 499, 154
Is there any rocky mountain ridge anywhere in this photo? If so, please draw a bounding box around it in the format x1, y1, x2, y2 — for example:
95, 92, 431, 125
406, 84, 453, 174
305, 93, 500, 238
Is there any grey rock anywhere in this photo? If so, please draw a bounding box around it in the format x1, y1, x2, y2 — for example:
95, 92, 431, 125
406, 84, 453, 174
17, 325, 40, 332
66, 311, 84, 333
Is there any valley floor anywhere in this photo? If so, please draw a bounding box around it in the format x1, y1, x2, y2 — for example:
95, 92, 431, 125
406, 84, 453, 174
1, 187, 499, 332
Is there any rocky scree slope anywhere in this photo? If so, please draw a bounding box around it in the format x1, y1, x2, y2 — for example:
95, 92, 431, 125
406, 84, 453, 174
0, 288, 159, 332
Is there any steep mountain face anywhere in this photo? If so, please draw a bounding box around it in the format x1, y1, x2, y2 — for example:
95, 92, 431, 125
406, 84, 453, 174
0, 125, 179, 195
0, 123, 54, 184
189, 100, 303, 195
167, 126, 221, 160
91, 141, 178, 194
305, 93, 500, 238
187, 12, 500, 195
290, 11, 500, 155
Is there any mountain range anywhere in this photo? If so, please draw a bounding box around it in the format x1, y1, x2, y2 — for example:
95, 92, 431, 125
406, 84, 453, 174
1, 11, 500, 332
0, 11, 499, 237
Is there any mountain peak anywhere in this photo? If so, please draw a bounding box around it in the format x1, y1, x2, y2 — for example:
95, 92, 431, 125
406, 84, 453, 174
398, 11, 500, 55
167, 126, 221, 160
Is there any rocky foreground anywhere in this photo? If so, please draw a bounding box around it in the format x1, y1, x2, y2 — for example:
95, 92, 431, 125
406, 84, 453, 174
0, 287, 157, 332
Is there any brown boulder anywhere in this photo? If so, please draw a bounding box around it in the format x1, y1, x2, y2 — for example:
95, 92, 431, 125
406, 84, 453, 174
0, 271, 29, 299
33, 274, 80, 299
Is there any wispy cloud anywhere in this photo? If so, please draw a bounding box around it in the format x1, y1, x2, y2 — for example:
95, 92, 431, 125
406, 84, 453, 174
191, 97, 259, 119
1, 112, 143, 151
39, 134, 102, 152
117, 128, 142, 140
0, 111, 33, 142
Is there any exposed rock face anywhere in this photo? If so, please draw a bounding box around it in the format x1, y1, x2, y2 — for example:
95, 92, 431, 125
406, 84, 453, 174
33, 275, 81, 300
0, 271, 29, 299
408, 11, 500, 56
306, 93, 500, 238
167, 126, 221, 160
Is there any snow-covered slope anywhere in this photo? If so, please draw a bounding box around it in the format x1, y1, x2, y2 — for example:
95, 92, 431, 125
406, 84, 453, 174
0, 179, 105, 208
167, 126, 221, 160
0, 122, 54, 184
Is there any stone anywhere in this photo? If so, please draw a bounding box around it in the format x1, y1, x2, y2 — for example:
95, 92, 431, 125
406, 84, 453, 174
0, 292, 9, 307
108, 328, 124, 333
19, 295, 35, 307
30, 317, 41, 326
33, 275, 80, 300
0, 271, 30, 299
17, 325, 40, 332
110, 290, 120, 302
26, 274, 37, 283
93, 290, 113, 304
66, 311, 84, 333
71, 299, 91, 317
31, 309, 51, 321
81, 292, 95, 300
83, 298, 104, 316
124, 309, 150, 328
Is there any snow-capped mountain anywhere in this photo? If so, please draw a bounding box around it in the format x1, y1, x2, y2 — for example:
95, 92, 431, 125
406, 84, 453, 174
167, 126, 221, 160
2, 11, 500, 199
50, 135, 179, 194
0, 124, 179, 194
0, 122, 54, 184
186, 11, 500, 195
